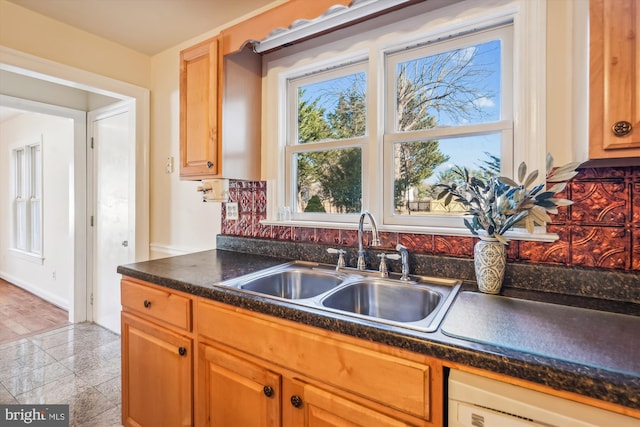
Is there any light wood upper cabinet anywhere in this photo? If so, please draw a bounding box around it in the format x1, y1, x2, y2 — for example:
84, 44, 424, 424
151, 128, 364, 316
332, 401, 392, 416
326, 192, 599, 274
589, 0, 640, 159
180, 37, 220, 179
180, 37, 262, 181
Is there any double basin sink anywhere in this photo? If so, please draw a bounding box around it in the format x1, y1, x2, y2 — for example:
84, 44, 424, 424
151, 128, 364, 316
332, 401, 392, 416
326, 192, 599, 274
216, 261, 462, 333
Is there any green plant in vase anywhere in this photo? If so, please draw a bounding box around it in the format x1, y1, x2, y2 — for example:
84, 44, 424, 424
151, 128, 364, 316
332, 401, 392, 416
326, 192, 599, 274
436, 154, 582, 293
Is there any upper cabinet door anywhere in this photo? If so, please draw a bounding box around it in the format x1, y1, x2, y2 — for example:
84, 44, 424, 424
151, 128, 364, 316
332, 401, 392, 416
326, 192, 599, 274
590, 0, 640, 159
180, 37, 220, 179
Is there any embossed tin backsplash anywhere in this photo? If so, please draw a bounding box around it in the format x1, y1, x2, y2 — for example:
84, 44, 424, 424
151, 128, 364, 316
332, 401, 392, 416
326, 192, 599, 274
221, 167, 640, 272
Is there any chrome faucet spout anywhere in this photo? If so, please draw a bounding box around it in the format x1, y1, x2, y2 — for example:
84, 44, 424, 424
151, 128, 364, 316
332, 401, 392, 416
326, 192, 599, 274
357, 211, 380, 270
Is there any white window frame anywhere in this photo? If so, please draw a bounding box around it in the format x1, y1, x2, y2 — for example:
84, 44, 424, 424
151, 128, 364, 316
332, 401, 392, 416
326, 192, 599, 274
11, 137, 43, 261
262, 0, 548, 239
382, 24, 514, 228
285, 60, 369, 222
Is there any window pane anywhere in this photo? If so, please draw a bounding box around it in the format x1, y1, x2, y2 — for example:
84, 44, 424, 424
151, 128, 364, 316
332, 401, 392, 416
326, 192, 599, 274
31, 145, 42, 198
393, 134, 500, 215
30, 199, 41, 254
15, 148, 24, 197
395, 40, 501, 131
297, 72, 366, 144
15, 200, 26, 251
295, 148, 362, 214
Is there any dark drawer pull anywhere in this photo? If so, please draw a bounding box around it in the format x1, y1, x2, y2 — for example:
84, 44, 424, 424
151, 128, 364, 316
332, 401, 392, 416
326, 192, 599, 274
263, 386, 274, 398
178, 347, 187, 356
143, 300, 151, 309
290, 395, 302, 408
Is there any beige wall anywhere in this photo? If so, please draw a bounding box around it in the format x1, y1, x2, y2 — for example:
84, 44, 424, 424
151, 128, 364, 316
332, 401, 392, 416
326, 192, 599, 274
0, 0, 150, 88
546, 0, 589, 165
148, 43, 222, 257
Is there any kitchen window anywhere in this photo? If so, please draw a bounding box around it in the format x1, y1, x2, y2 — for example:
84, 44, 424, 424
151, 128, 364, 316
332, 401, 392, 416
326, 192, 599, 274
12, 141, 42, 257
285, 62, 367, 221
265, 0, 546, 235
383, 25, 513, 227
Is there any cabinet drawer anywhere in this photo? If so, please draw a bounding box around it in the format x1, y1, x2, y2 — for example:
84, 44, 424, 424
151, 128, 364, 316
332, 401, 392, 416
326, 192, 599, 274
198, 300, 431, 419
121, 279, 192, 331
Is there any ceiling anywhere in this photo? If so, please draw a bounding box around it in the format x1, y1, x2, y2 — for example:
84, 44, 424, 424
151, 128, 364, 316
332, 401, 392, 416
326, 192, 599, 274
5, 0, 278, 56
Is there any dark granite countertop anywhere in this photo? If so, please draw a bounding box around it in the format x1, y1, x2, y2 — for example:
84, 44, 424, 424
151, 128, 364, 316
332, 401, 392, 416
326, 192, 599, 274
117, 248, 640, 412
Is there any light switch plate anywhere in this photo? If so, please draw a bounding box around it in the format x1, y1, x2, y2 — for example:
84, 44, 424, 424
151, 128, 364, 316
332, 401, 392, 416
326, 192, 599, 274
225, 202, 239, 220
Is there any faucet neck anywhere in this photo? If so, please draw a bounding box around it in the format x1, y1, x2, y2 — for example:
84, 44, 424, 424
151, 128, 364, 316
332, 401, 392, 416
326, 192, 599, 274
358, 211, 380, 250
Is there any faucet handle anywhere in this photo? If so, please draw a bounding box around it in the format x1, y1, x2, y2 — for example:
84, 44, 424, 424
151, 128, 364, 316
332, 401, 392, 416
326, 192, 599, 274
386, 254, 401, 261
327, 248, 346, 270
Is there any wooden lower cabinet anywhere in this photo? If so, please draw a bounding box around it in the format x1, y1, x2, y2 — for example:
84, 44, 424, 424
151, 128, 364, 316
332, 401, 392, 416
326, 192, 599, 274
199, 342, 280, 427
120, 278, 440, 426
196, 299, 441, 427
199, 341, 421, 427
294, 381, 417, 427
121, 313, 193, 427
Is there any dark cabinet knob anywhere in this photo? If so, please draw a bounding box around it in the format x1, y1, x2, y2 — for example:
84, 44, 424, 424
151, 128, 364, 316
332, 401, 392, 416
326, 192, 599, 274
143, 300, 151, 308
612, 121, 632, 137
206, 161, 214, 168
290, 395, 302, 408
263, 386, 274, 398
178, 347, 187, 356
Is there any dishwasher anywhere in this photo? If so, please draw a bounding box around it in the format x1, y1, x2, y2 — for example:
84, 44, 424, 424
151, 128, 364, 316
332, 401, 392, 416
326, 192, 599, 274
448, 369, 638, 427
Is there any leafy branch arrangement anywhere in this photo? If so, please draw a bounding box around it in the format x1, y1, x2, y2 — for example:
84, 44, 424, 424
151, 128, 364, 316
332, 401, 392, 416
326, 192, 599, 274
436, 154, 582, 244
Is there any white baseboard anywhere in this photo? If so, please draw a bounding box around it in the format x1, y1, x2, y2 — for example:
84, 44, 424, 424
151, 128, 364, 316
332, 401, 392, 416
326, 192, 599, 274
0, 271, 69, 311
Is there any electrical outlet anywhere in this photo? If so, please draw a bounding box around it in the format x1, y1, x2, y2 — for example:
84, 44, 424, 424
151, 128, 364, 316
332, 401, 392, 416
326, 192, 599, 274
225, 202, 239, 220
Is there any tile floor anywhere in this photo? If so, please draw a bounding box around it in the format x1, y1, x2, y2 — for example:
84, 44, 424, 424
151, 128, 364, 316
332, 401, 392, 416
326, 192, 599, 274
0, 322, 122, 426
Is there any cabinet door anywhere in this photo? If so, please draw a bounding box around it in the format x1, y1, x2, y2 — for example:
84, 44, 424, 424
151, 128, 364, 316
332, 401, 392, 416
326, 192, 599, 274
200, 343, 281, 427
121, 313, 193, 427
590, 0, 640, 158
299, 383, 416, 427
180, 37, 220, 179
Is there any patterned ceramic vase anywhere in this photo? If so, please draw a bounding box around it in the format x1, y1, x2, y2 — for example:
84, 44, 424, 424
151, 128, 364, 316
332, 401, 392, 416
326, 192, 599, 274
474, 237, 507, 294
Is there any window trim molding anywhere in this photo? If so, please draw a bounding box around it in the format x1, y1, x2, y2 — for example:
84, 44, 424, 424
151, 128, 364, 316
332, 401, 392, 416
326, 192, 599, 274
285, 60, 369, 221
262, 0, 551, 240
10, 136, 44, 261
8, 247, 45, 265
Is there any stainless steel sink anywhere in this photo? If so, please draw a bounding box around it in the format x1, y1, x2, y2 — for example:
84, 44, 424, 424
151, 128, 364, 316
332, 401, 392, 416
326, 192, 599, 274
240, 268, 345, 299
216, 261, 461, 333
320, 280, 442, 322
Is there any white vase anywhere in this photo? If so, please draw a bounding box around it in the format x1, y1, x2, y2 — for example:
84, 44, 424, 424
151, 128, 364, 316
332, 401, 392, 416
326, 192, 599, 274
474, 237, 506, 294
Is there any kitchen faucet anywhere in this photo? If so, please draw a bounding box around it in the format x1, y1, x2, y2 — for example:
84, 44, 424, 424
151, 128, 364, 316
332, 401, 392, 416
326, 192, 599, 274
357, 211, 381, 270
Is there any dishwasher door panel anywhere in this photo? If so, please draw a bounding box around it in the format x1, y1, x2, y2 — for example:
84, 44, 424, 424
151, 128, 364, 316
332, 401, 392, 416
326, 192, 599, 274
449, 400, 551, 427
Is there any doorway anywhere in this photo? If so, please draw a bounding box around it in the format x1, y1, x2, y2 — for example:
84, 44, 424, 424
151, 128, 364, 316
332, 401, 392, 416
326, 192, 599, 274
0, 47, 149, 329
88, 101, 135, 332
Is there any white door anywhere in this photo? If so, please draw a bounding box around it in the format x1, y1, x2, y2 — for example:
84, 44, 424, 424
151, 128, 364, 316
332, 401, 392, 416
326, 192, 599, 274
89, 101, 134, 333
